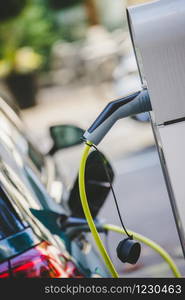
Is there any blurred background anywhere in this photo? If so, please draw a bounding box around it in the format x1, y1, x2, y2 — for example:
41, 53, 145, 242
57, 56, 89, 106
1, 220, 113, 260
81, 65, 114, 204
0, 0, 185, 277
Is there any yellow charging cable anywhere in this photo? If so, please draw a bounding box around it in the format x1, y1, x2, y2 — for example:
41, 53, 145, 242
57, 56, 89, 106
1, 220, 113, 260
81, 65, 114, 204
79, 143, 182, 278
103, 224, 181, 278
79, 142, 118, 278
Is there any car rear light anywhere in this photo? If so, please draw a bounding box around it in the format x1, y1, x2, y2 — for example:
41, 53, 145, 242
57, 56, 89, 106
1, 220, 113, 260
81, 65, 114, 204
10, 241, 84, 278
0, 262, 10, 278
64, 260, 84, 278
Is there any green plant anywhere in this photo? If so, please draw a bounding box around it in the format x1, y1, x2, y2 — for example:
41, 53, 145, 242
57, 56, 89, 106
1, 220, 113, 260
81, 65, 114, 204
0, 1, 59, 76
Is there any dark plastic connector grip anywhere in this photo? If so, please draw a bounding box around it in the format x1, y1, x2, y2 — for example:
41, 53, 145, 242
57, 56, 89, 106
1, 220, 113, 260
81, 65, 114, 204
83, 89, 152, 145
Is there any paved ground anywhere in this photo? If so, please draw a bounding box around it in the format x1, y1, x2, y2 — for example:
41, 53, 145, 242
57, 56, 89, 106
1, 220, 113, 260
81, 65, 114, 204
100, 147, 185, 277
21, 84, 185, 277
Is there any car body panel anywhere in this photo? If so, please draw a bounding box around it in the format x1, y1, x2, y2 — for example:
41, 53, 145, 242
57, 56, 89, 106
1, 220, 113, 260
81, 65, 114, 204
0, 96, 110, 277
0, 228, 41, 262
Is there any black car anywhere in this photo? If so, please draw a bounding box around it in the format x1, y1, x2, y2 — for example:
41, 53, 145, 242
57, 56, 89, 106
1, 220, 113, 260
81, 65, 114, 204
0, 96, 113, 277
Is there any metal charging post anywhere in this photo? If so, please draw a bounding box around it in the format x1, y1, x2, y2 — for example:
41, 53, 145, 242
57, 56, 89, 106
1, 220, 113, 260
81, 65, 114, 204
127, 0, 185, 257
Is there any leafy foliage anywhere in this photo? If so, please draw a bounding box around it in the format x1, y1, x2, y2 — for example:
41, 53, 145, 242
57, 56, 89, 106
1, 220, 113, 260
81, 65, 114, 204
0, 1, 59, 73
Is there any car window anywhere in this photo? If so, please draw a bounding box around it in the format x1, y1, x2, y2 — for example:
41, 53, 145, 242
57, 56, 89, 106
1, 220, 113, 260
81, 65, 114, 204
0, 160, 43, 211
24, 166, 50, 210
0, 107, 64, 213
27, 141, 45, 172
0, 186, 25, 240
24, 166, 64, 214
0, 133, 51, 212
0, 110, 45, 173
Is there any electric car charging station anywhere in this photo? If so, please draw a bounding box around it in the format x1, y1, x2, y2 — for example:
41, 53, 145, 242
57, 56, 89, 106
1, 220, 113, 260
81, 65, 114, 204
127, 0, 185, 258
1, 0, 185, 287
78, 0, 185, 277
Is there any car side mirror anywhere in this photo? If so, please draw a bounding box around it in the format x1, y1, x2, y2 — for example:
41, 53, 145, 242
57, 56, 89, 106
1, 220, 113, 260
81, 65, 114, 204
49, 124, 84, 155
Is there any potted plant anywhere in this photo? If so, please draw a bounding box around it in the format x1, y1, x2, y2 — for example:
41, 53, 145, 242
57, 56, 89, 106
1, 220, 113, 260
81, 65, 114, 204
0, 1, 58, 108
2, 47, 43, 108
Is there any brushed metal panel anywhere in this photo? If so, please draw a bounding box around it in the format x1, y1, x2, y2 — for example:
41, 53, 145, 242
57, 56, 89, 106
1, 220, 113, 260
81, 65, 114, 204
128, 0, 185, 124
158, 122, 185, 240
